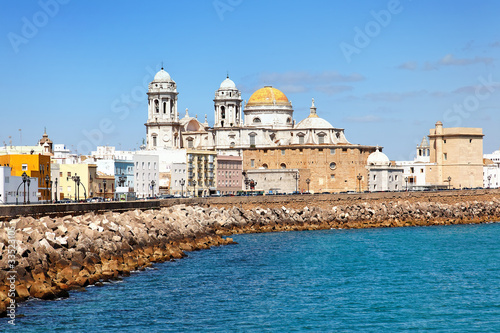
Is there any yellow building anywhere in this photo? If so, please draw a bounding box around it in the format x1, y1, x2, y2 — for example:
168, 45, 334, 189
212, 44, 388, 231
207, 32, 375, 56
187, 149, 217, 197
0, 154, 52, 201
427, 121, 484, 189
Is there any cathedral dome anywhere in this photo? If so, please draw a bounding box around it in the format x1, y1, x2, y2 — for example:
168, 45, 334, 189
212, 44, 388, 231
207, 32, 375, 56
220, 77, 236, 89
247, 86, 289, 106
153, 68, 172, 82
295, 117, 334, 129
367, 147, 390, 166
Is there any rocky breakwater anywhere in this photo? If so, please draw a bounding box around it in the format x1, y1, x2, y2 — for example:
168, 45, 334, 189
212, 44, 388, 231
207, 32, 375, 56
2, 198, 500, 317
0, 205, 235, 316
212, 198, 500, 235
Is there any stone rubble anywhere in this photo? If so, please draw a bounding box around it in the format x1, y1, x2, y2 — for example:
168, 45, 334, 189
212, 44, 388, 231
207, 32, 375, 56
2, 198, 500, 316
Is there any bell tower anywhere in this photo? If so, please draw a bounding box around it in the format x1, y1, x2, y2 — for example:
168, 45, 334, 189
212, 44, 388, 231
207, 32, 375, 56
214, 75, 243, 128
145, 67, 181, 150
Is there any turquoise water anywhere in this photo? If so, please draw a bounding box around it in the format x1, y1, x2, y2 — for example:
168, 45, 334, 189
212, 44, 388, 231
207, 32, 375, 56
3, 223, 500, 332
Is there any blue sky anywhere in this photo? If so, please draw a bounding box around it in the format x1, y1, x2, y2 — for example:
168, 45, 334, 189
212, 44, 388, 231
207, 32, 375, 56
1, 0, 499, 160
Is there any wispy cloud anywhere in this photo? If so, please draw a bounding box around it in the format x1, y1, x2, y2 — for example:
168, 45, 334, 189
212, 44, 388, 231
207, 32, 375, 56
439, 54, 494, 66
489, 41, 500, 48
363, 90, 428, 102
398, 53, 494, 72
397, 61, 418, 71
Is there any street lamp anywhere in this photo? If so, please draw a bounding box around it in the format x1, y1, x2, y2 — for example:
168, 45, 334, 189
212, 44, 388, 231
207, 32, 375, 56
447, 176, 452, 190
54, 178, 58, 202
405, 176, 409, 192
103, 179, 107, 200
357, 174, 362, 193
67, 174, 81, 201
27, 177, 31, 204
293, 172, 300, 193
16, 171, 29, 205
487, 175, 492, 188
192, 179, 197, 197
45, 175, 50, 203
150, 180, 156, 197
306, 178, 311, 193
180, 178, 185, 198
242, 171, 249, 190
249, 179, 257, 190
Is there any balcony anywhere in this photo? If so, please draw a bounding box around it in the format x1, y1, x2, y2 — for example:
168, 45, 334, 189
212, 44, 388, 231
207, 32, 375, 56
188, 172, 194, 179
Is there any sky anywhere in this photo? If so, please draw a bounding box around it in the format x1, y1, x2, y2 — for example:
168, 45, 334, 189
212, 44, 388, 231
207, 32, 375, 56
1, 0, 499, 160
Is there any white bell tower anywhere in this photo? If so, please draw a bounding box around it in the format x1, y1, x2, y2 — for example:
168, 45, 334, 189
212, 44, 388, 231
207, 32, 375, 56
145, 67, 181, 150
214, 75, 243, 128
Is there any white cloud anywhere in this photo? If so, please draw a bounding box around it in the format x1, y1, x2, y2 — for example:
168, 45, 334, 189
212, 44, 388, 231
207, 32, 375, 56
439, 54, 494, 66
397, 61, 418, 71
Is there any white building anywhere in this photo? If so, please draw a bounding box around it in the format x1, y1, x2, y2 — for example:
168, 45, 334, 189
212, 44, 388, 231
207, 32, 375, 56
133, 153, 159, 198
367, 148, 404, 192
91, 146, 135, 161
483, 148, 500, 188
0, 166, 39, 204
395, 137, 433, 190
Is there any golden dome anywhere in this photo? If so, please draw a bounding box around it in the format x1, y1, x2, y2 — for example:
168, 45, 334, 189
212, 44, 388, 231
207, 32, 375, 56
247, 86, 289, 106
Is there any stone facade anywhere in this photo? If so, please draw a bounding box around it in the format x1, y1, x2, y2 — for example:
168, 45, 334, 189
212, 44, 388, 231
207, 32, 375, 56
243, 145, 375, 193
427, 121, 484, 189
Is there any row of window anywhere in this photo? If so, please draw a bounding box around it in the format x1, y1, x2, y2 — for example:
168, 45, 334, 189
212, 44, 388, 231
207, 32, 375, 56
135, 161, 158, 170
218, 179, 239, 187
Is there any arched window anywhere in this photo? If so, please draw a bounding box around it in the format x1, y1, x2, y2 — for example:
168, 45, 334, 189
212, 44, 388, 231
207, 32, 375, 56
187, 138, 194, 149
154, 100, 159, 113
318, 133, 326, 144
286, 117, 292, 124
163, 102, 167, 114
253, 117, 261, 124
262, 163, 268, 169
329, 162, 337, 170
221, 106, 226, 119
298, 133, 305, 145
230, 142, 235, 148
152, 135, 157, 147
249, 133, 256, 147
280, 163, 286, 169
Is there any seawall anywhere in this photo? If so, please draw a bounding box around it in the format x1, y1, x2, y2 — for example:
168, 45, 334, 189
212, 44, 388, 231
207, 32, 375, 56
1, 191, 500, 316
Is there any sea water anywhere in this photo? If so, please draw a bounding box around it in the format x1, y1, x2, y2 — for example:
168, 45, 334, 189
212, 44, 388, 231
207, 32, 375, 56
3, 223, 500, 332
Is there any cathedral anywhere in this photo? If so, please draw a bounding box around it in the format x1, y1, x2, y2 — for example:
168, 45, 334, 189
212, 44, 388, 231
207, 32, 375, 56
145, 67, 378, 193
146, 68, 352, 154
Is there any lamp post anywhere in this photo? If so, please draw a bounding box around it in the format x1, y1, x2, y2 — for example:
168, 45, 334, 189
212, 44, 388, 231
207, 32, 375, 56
27, 177, 31, 204
306, 178, 311, 193
405, 176, 409, 192
357, 174, 362, 193
249, 179, 257, 190
242, 171, 249, 190
45, 175, 50, 203
103, 179, 107, 200
16, 172, 29, 205
487, 175, 492, 189
180, 178, 185, 198
192, 180, 197, 197
150, 180, 156, 197
54, 178, 58, 202
447, 176, 452, 190
293, 172, 300, 193
67, 174, 81, 201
